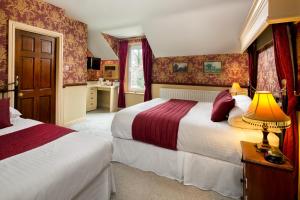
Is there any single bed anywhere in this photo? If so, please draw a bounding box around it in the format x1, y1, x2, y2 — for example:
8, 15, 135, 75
111, 90, 279, 199
0, 117, 115, 200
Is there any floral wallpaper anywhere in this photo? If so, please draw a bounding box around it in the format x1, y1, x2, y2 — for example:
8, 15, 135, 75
87, 60, 119, 81
99, 34, 248, 87
0, 0, 88, 86
256, 46, 280, 95
152, 54, 249, 87
102, 33, 119, 57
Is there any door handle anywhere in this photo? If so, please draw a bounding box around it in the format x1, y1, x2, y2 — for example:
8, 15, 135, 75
15, 76, 19, 87
18, 92, 24, 97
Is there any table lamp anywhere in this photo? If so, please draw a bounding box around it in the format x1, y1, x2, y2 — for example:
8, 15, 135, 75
230, 82, 242, 95
242, 91, 291, 152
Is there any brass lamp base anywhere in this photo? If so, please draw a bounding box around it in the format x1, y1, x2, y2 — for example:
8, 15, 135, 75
256, 127, 271, 152
256, 143, 271, 152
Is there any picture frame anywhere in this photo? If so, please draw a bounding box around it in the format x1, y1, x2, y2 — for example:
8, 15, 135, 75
203, 61, 222, 74
173, 63, 188, 73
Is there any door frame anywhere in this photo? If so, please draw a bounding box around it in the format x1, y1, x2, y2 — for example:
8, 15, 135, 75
8, 20, 64, 125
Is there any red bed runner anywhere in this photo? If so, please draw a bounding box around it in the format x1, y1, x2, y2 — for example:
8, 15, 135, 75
0, 124, 75, 160
132, 99, 197, 150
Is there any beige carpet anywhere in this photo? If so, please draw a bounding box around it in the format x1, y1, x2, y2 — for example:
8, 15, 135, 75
111, 162, 233, 200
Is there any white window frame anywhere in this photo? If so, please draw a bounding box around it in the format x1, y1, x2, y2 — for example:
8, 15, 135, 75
127, 43, 144, 93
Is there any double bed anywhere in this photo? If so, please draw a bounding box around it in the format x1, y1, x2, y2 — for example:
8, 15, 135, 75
0, 117, 115, 200
111, 89, 279, 199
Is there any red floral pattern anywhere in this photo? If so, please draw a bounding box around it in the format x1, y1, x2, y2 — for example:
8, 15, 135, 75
152, 54, 249, 87
91, 33, 250, 87
0, 0, 87, 86
256, 46, 280, 95
87, 60, 119, 81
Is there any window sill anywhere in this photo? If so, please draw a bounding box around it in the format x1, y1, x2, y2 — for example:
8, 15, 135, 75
125, 91, 144, 95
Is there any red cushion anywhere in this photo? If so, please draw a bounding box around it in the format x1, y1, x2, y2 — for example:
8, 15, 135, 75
0, 98, 12, 129
213, 89, 229, 107
211, 92, 235, 122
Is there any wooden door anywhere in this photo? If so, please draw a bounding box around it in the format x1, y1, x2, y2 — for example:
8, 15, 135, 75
15, 30, 56, 123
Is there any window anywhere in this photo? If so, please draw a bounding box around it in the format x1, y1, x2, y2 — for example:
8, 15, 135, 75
127, 44, 144, 92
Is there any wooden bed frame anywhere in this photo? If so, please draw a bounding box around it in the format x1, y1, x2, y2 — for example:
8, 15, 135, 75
0, 77, 19, 107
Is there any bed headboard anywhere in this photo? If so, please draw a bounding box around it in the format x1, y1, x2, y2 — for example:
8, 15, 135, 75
0, 79, 19, 106
160, 88, 220, 102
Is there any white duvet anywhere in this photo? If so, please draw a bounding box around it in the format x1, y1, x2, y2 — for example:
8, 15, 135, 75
111, 98, 279, 165
0, 118, 112, 200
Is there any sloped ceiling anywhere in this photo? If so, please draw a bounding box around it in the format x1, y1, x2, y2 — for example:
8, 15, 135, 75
45, 0, 252, 58
88, 30, 118, 59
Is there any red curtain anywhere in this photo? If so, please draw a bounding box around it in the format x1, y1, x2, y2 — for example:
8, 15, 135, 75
273, 23, 298, 198
142, 38, 153, 101
247, 43, 258, 98
118, 40, 128, 108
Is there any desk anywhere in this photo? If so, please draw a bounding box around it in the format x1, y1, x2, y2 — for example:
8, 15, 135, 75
86, 84, 119, 112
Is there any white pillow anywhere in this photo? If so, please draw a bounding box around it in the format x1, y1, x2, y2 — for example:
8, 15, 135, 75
228, 95, 260, 129
10, 107, 22, 119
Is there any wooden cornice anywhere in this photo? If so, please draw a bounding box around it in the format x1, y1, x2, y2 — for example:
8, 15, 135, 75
240, 0, 300, 52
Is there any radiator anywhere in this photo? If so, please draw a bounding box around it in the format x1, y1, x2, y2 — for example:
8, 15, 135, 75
160, 88, 220, 102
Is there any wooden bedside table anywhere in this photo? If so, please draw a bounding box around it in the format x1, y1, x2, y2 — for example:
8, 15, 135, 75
241, 141, 294, 200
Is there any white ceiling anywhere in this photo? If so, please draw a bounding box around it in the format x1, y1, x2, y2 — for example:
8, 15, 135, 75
45, 0, 252, 58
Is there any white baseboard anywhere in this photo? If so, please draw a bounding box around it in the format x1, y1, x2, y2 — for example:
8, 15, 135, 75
64, 117, 86, 127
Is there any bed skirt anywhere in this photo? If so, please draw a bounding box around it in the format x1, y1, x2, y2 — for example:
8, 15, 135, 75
112, 138, 242, 199
74, 164, 116, 200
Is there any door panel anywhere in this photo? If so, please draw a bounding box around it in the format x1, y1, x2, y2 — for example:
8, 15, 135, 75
40, 59, 52, 89
21, 36, 35, 52
15, 30, 56, 123
19, 98, 34, 119
41, 39, 52, 54
21, 57, 35, 90
39, 96, 51, 123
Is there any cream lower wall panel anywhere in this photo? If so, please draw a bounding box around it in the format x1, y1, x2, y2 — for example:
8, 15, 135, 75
125, 93, 144, 107
63, 86, 87, 125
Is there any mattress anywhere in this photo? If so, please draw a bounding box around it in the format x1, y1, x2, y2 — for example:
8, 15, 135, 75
0, 118, 112, 200
111, 98, 279, 165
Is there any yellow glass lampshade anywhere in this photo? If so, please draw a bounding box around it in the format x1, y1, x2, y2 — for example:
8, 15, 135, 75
242, 91, 291, 129
230, 82, 242, 95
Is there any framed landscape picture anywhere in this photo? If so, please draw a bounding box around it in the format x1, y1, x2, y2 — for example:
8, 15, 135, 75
173, 63, 188, 73
203, 61, 222, 74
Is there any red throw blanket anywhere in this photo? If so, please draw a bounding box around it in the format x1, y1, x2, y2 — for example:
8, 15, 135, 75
132, 99, 197, 150
0, 124, 75, 160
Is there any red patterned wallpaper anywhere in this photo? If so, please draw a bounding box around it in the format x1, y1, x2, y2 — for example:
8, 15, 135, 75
87, 60, 119, 81
102, 34, 144, 57
256, 46, 280, 95
0, 0, 88, 86
152, 54, 249, 87
99, 34, 249, 87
